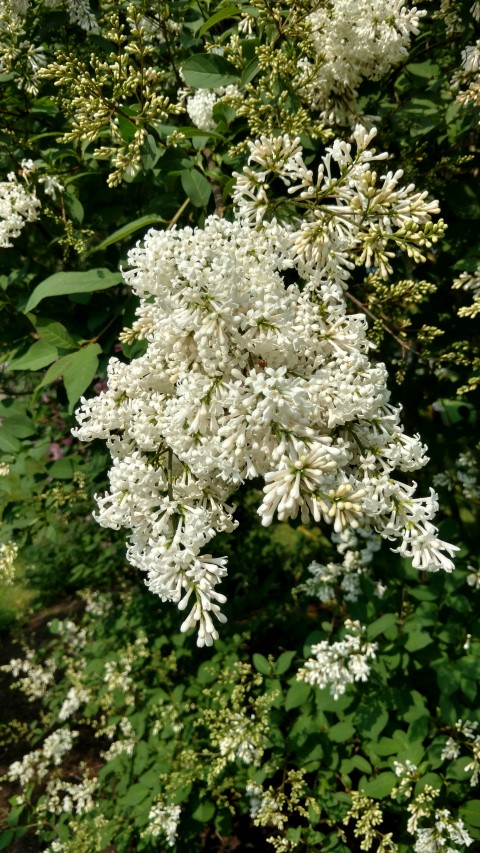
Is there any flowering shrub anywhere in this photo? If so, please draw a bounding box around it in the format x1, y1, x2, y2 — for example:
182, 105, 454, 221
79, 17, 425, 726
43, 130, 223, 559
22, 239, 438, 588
0, 0, 479, 850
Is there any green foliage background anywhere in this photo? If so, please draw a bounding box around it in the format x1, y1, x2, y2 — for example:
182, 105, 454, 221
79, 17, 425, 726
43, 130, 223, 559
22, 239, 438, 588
0, 1, 479, 850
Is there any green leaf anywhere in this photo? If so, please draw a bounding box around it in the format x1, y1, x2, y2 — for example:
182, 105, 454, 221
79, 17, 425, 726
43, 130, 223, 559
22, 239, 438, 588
328, 721, 355, 743
8, 339, 58, 371
192, 801, 215, 822
120, 784, 149, 807
367, 613, 398, 640
404, 631, 433, 652
37, 344, 101, 412
24, 269, 123, 312
275, 651, 296, 675
0, 427, 21, 453
198, 5, 240, 36
89, 215, 166, 253
460, 800, 480, 829
33, 317, 77, 350
181, 170, 212, 207
242, 57, 260, 86
362, 772, 397, 799
181, 54, 238, 89
141, 134, 161, 171
285, 681, 311, 711
63, 191, 84, 226
1, 415, 36, 438
253, 653, 271, 675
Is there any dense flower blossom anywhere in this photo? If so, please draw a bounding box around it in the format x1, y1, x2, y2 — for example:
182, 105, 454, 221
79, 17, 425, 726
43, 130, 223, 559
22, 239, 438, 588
6, 729, 77, 784
296, 0, 425, 122
0, 541, 18, 585
74, 130, 457, 646
144, 801, 181, 846
295, 526, 382, 603
296, 619, 378, 698
452, 265, 480, 318
233, 128, 444, 280
0, 172, 40, 246
413, 809, 473, 852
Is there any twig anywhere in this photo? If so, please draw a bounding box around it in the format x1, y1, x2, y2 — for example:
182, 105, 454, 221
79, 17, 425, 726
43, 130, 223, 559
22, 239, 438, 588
203, 148, 225, 217
167, 197, 190, 230
346, 289, 417, 357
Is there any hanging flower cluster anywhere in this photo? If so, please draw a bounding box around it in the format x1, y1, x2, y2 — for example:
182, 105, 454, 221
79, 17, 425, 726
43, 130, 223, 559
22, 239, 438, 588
296, 0, 425, 122
0, 172, 40, 247
74, 128, 457, 647
233, 126, 444, 280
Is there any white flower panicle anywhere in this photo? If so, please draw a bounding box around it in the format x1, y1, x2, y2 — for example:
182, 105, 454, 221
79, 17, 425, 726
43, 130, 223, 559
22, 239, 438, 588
295, 526, 382, 604
296, 620, 377, 698
452, 265, 480, 318
413, 809, 473, 852
184, 84, 239, 132
144, 801, 181, 847
233, 128, 443, 280
1, 647, 56, 700
0, 172, 40, 247
451, 39, 480, 117
0, 541, 18, 585
6, 728, 77, 785
297, 0, 425, 122
74, 131, 456, 646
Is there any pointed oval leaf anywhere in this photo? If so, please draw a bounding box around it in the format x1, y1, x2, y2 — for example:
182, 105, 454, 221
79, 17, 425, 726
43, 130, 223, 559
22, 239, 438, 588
181, 54, 238, 89
8, 339, 58, 371
89, 215, 166, 254
24, 269, 123, 312
181, 170, 212, 207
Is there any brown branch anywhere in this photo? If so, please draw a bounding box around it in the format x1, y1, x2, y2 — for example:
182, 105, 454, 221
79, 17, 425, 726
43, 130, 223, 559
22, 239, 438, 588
203, 148, 225, 217
346, 289, 418, 357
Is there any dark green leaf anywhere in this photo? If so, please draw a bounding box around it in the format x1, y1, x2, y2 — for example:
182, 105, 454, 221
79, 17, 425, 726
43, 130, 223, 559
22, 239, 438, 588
34, 317, 77, 350
275, 651, 296, 675
8, 339, 58, 371
24, 269, 123, 312
328, 721, 355, 743
253, 653, 271, 675
181, 170, 212, 207
192, 801, 215, 822
37, 343, 101, 412
198, 5, 240, 36
285, 681, 311, 711
89, 215, 166, 253
460, 801, 480, 829
362, 772, 397, 798
181, 54, 238, 89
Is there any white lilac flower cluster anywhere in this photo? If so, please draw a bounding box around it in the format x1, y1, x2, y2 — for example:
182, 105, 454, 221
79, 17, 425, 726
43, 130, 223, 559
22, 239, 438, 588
184, 85, 239, 132
143, 801, 181, 847
0, 172, 40, 247
74, 129, 457, 647
6, 0, 97, 31
295, 526, 382, 604
452, 265, 480, 318
433, 445, 480, 502
6, 728, 77, 785
101, 716, 136, 760
232, 127, 443, 280
296, 0, 425, 122
218, 711, 264, 766
37, 772, 97, 816
441, 719, 480, 787
296, 619, 378, 699
413, 809, 473, 852
1, 646, 56, 700
451, 39, 480, 118
0, 541, 18, 585
391, 759, 418, 799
